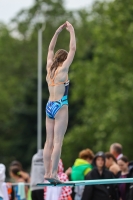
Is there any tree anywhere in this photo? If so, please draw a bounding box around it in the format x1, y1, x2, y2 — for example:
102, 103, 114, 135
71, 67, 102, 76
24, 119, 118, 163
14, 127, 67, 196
1, 0, 133, 171
62, 0, 133, 168
0, 0, 74, 170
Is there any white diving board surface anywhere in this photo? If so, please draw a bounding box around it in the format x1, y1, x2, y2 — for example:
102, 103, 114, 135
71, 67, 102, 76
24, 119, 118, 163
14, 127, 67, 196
37, 178, 133, 187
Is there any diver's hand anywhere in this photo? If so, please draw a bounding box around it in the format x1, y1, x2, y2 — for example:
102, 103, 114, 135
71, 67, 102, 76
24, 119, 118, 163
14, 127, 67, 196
56, 22, 67, 34
66, 21, 74, 32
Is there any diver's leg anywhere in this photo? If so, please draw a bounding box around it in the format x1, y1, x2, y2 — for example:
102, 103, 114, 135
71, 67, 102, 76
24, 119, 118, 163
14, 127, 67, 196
50, 105, 68, 178
43, 116, 54, 178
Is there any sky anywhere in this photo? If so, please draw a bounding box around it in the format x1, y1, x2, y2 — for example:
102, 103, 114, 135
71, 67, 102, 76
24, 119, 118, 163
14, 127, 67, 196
0, 0, 94, 23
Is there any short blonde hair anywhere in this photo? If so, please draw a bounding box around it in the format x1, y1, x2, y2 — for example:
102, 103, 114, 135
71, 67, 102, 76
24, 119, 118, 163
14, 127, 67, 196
79, 148, 94, 160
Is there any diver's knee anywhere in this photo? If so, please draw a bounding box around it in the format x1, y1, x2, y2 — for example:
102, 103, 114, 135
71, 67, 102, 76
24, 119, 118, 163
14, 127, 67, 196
53, 140, 63, 148
45, 141, 53, 149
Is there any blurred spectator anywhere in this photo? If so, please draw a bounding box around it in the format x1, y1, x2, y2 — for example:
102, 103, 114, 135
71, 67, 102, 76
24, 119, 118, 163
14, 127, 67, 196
0, 164, 6, 200
71, 148, 94, 181
9, 165, 28, 200
9, 160, 31, 199
110, 143, 123, 160
105, 152, 120, 177
10, 161, 22, 169
9, 161, 30, 183
30, 149, 44, 200
117, 156, 133, 200
71, 148, 94, 200
44, 159, 72, 200
81, 151, 119, 200
65, 167, 72, 177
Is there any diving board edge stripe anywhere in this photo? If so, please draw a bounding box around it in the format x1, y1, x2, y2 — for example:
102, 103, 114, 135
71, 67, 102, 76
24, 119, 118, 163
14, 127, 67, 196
37, 178, 133, 187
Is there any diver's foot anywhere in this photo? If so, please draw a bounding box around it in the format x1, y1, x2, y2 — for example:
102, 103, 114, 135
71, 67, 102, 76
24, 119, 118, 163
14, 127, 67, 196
46, 177, 63, 184
44, 174, 50, 180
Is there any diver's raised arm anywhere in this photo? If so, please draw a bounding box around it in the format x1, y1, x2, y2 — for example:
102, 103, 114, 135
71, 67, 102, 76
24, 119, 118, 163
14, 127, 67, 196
62, 21, 76, 71
46, 23, 67, 69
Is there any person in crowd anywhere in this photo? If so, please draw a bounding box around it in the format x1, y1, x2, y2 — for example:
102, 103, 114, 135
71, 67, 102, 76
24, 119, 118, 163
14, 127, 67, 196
0, 163, 6, 200
9, 161, 30, 183
117, 156, 133, 200
43, 21, 76, 183
71, 149, 94, 181
9, 165, 28, 200
9, 160, 31, 200
44, 159, 72, 200
81, 151, 119, 200
110, 143, 123, 160
70, 148, 94, 200
105, 152, 121, 177
30, 149, 45, 200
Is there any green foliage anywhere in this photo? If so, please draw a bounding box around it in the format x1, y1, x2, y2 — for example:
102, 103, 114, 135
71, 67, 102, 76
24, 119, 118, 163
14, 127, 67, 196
62, 0, 133, 168
0, 0, 133, 171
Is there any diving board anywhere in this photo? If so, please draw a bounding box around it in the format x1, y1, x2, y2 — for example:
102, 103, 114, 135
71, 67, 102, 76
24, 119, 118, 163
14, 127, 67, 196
37, 178, 133, 187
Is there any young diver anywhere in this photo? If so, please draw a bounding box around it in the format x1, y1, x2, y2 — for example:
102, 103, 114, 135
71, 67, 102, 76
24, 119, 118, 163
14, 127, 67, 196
43, 21, 76, 183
